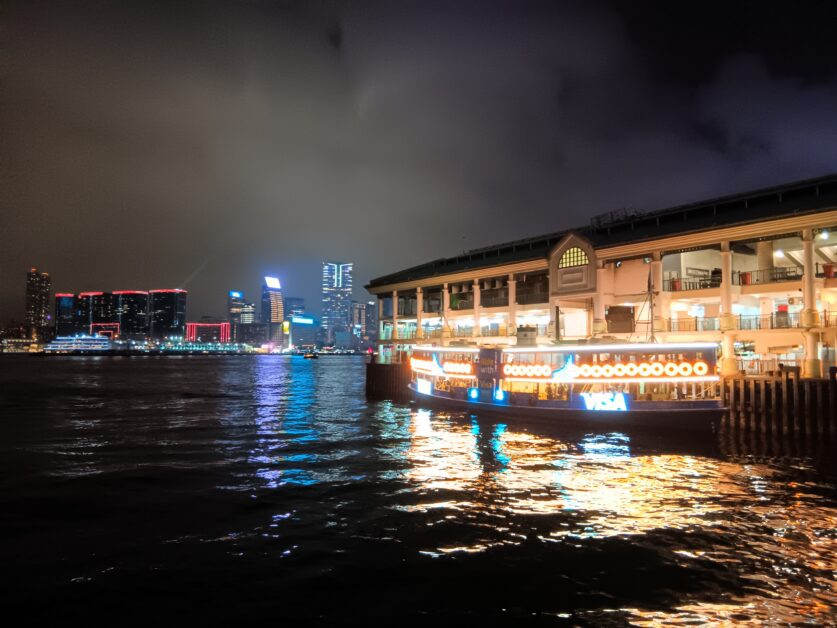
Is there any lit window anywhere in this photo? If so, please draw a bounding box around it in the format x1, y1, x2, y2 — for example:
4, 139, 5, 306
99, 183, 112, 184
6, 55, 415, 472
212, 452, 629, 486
558, 247, 589, 268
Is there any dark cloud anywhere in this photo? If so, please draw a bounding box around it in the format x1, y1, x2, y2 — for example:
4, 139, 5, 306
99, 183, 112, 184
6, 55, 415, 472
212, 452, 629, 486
2, 0, 836, 320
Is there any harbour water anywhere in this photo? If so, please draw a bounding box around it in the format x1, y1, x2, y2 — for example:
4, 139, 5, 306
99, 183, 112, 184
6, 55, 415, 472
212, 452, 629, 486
1, 356, 835, 625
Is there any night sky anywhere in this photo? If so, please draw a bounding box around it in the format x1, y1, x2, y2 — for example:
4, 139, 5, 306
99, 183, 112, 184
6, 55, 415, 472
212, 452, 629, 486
2, 0, 837, 321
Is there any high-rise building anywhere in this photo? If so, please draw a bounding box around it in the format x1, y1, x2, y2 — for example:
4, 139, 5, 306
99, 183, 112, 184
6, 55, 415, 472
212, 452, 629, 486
228, 291, 250, 324
25, 268, 52, 340
75, 292, 94, 333
228, 290, 255, 342
91, 292, 117, 326
287, 313, 318, 349
321, 261, 353, 343
284, 297, 305, 318
54, 293, 76, 336
366, 300, 378, 343
351, 301, 367, 337
76, 292, 103, 334
149, 289, 187, 340
261, 276, 284, 345
114, 291, 150, 339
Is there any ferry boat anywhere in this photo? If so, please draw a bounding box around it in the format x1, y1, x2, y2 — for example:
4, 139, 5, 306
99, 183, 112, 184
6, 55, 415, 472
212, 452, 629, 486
408, 342, 725, 432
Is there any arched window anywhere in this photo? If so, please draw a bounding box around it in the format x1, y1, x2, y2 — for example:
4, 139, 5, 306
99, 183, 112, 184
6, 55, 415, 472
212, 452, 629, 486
558, 247, 589, 268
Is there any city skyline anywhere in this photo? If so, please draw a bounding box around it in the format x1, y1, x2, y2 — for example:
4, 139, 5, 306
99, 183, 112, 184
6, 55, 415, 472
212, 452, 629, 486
4, 2, 837, 323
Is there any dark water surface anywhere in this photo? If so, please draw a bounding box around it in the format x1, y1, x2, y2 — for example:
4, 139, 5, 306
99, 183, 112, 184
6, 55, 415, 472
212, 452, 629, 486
1, 356, 835, 625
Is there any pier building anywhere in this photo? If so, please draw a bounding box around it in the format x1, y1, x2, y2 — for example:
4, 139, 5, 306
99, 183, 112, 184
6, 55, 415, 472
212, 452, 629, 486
366, 174, 837, 377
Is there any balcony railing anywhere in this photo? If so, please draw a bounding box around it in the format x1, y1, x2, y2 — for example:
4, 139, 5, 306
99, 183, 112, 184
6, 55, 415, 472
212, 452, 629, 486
452, 327, 474, 337
667, 317, 720, 332
480, 290, 509, 308
738, 312, 801, 330
664, 277, 721, 292
733, 267, 804, 285
516, 290, 549, 305
479, 326, 507, 337
420, 328, 443, 339
450, 298, 474, 311
422, 300, 443, 314
397, 304, 417, 316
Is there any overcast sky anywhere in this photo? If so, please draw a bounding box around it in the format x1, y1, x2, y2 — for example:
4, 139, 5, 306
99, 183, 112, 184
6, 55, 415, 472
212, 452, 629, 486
2, 0, 836, 320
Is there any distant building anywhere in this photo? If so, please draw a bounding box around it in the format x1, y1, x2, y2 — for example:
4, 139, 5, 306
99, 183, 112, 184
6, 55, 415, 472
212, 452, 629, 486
91, 292, 117, 327
286, 314, 318, 348
114, 291, 149, 339
227, 290, 255, 342
149, 289, 187, 339
351, 301, 368, 337
54, 293, 76, 336
227, 290, 254, 324
25, 268, 52, 340
236, 322, 269, 345
366, 300, 378, 343
261, 276, 284, 345
186, 322, 231, 343
322, 261, 353, 343
76, 292, 104, 334
285, 297, 305, 318
75, 292, 95, 333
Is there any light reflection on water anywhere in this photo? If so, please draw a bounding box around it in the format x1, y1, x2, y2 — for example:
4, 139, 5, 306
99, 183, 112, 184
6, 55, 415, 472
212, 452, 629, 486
0, 355, 835, 624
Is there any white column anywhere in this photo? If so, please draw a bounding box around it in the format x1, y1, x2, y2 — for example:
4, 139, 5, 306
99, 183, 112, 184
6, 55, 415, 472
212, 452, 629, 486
801, 229, 821, 377
721, 333, 737, 377
651, 252, 665, 333
391, 290, 398, 340
719, 242, 735, 329
507, 274, 517, 335
442, 283, 451, 342
549, 299, 557, 340
472, 280, 481, 337
719, 241, 739, 375
416, 288, 423, 339
756, 240, 773, 273
593, 261, 607, 335
378, 297, 385, 343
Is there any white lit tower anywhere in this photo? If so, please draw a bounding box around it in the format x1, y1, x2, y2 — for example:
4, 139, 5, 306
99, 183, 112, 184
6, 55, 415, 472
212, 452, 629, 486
321, 262, 353, 343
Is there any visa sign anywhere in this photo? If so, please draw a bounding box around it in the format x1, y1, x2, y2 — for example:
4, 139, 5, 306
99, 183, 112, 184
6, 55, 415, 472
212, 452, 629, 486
579, 392, 628, 412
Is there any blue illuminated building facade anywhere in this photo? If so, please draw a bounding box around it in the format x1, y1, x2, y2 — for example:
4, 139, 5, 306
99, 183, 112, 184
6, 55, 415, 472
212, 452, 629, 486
322, 261, 353, 343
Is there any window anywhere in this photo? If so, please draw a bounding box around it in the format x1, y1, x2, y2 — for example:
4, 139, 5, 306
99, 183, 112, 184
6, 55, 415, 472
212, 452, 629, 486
558, 247, 588, 268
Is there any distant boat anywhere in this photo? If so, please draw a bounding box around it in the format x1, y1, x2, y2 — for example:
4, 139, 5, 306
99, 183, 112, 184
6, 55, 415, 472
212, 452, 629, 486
303, 352, 318, 359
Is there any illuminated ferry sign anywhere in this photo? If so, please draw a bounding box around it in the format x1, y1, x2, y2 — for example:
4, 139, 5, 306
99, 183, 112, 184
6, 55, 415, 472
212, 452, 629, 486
410, 356, 476, 379
502, 356, 714, 384
579, 392, 628, 412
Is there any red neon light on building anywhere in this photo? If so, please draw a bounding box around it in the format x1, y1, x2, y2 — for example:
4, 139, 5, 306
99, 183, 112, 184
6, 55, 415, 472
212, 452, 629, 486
149, 289, 187, 293
113, 290, 149, 295
78, 292, 104, 297
90, 322, 120, 339
55, 293, 75, 298
185, 322, 231, 343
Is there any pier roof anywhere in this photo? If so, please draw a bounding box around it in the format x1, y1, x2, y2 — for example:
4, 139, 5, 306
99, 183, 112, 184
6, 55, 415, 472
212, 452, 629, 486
367, 172, 837, 289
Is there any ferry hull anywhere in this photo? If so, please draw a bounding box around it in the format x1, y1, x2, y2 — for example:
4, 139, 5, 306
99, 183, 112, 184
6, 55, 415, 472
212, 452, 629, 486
409, 385, 724, 433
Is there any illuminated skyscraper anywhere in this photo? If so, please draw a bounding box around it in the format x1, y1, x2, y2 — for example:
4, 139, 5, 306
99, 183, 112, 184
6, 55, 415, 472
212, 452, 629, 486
261, 276, 284, 345
149, 289, 187, 339
25, 268, 52, 340
284, 297, 305, 318
228, 290, 254, 325
321, 261, 353, 342
114, 291, 150, 339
